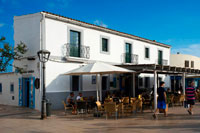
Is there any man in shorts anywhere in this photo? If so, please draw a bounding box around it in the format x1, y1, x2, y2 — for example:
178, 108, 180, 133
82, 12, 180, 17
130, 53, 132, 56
186, 80, 196, 115
153, 81, 167, 119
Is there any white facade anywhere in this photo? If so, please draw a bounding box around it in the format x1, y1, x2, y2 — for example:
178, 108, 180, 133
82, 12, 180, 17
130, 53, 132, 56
171, 53, 200, 69
0, 73, 19, 106
0, 12, 171, 110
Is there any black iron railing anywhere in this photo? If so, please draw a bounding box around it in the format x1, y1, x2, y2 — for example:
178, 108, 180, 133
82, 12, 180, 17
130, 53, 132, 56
65, 43, 90, 59
122, 53, 138, 64
156, 59, 168, 65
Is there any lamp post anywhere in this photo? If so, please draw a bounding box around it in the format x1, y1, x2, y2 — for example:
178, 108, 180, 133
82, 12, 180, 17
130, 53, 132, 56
37, 50, 50, 120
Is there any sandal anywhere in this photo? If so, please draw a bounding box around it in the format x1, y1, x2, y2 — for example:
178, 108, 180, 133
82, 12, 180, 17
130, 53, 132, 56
187, 110, 192, 115
152, 114, 157, 119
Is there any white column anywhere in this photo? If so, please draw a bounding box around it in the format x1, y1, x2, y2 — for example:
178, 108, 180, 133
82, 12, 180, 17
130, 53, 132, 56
132, 73, 136, 97
96, 74, 99, 101
182, 72, 186, 95
99, 74, 102, 101
154, 71, 158, 110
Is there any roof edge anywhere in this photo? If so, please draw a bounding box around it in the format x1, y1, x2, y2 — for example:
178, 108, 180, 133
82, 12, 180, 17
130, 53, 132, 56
40, 11, 171, 48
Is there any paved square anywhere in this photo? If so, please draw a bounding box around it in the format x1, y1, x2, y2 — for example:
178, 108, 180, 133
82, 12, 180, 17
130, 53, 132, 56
0, 104, 200, 133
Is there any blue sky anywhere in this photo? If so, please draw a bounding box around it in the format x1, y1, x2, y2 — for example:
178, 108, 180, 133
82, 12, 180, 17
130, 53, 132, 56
0, 0, 200, 57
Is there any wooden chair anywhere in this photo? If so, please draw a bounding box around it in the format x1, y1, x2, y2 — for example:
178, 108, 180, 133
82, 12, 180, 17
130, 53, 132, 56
136, 98, 143, 113
62, 101, 73, 115
122, 97, 130, 105
117, 103, 124, 117
104, 102, 118, 119
174, 95, 185, 106
77, 101, 87, 115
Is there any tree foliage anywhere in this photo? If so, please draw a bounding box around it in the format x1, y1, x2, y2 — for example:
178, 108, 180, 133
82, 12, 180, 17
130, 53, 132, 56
0, 36, 27, 72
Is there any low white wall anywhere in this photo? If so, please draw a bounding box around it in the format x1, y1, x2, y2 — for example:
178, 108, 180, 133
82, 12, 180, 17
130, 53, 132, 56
0, 73, 19, 106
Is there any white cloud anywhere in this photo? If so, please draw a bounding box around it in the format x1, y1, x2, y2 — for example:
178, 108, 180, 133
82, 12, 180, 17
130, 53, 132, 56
0, 23, 4, 28
46, 0, 69, 9
171, 44, 200, 57
94, 20, 108, 28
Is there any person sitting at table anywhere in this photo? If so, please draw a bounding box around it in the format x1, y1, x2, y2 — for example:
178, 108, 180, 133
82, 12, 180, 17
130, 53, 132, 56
66, 92, 76, 114
76, 92, 83, 101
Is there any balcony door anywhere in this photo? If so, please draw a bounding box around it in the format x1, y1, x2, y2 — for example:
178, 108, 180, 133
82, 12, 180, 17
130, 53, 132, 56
70, 30, 81, 57
158, 50, 163, 65
125, 43, 132, 63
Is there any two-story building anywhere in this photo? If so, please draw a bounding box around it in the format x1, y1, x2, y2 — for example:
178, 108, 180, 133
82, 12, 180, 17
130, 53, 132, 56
170, 53, 200, 91
0, 11, 171, 110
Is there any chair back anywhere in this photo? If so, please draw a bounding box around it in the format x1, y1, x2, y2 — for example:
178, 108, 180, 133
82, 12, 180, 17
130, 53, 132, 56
104, 102, 117, 113
118, 103, 124, 112
62, 101, 67, 109
123, 97, 129, 104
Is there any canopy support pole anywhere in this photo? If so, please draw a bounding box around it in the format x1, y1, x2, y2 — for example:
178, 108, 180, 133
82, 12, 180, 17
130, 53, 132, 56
96, 74, 99, 101
132, 73, 136, 97
99, 74, 102, 101
182, 72, 185, 96
154, 70, 158, 111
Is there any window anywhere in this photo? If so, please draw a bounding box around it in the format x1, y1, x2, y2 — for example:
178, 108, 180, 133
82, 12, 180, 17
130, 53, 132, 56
125, 43, 132, 63
91, 76, 96, 84
139, 77, 143, 87
158, 50, 163, 65
0, 83, 2, 93
191, 61, 194, 68
102, 38, 108, 52
185, 60, 189, 67
144, 77, 150, 88
70, 30, 81, 57
10, 83, 14, 93
145, 47, 149, 59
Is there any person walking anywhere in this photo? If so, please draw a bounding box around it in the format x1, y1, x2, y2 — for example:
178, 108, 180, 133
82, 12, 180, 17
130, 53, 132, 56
186, 80, 196, 115
153, 81, 167, 119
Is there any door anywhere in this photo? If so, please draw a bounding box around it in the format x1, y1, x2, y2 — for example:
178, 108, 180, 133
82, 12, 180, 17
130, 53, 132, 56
102, 76, 108, 90
70, 30, 81, 57
158, 50, 163, 65
18, 77, 35, 108
29, 77, 35, 109
125, 43, 132, 63
18, 78, 23, 106
72, 76, 79, 91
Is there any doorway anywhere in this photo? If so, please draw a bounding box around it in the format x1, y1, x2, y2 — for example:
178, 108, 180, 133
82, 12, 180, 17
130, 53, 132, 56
102, 76, 108, 90
19, 77, 35, 108
72, 76, 80, 91
23, 78, 30, 107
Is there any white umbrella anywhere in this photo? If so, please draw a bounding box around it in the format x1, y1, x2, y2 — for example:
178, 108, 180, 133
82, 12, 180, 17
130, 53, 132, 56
64, 62, 135, 101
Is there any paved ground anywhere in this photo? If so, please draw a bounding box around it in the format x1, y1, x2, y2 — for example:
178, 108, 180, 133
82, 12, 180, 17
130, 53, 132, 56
0, 103, 200, 133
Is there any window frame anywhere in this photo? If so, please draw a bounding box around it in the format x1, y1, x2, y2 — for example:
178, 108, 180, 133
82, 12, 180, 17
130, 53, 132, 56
144, 77, 150, 89
185, 60, 189, 68
144, 46, 150, 59
10, 83, 14, 93
100, 35, 110, 54
191, 61, 194, 68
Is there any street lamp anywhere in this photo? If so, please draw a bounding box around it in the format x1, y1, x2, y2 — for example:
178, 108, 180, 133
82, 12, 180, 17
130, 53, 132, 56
37, 49, 50, 120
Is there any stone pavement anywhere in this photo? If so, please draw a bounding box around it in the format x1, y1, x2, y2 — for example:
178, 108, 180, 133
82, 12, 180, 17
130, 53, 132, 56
0, 103, 200, 133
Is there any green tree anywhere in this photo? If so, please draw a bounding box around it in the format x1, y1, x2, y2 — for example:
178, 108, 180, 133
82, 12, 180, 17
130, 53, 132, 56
0, 36, 27, 72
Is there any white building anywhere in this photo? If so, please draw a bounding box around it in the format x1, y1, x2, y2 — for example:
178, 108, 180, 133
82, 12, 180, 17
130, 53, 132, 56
0, 12, 171, 110
171, 53, 200, 69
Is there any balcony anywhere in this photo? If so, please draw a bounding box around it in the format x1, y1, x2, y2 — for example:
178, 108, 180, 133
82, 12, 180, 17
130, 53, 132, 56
65, 43, 90, 59
156, 59, 168, 65
122, 53, 138, 64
